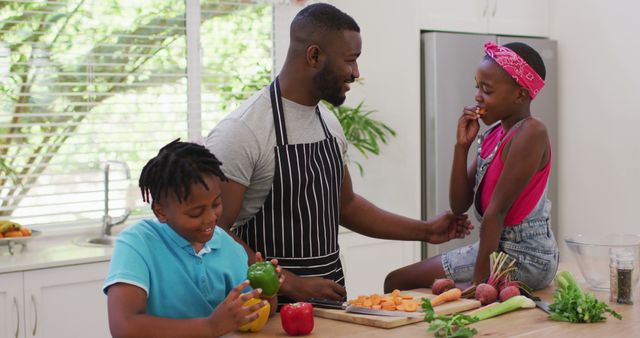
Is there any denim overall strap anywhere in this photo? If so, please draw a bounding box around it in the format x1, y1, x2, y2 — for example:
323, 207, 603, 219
473, 118, 530, 222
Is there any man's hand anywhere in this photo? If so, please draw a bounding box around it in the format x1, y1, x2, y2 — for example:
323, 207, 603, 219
425, 211, 473, 244
280, 270, 346, 301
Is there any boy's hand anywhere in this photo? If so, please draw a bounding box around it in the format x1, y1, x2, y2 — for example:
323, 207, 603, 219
254, 251, 285, 314
207, 280, 266, 336
254, 252, 286, 300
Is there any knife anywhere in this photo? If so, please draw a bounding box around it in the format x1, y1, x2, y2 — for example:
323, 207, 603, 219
345, 305, 425, 318
520, 289, 551, 314
306, 298, 347, 309
307, 298, 425, 318
534, 299, 551, 314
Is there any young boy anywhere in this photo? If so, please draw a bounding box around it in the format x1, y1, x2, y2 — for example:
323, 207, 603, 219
103, 139, 280, 338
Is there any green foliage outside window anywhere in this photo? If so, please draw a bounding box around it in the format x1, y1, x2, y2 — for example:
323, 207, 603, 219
0, 0, 272, 219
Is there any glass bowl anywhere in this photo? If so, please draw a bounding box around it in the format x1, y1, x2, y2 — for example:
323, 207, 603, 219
564, 233, 640, 291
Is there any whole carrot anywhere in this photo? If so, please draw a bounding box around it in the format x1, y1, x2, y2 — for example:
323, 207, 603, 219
430, 288, 462, 307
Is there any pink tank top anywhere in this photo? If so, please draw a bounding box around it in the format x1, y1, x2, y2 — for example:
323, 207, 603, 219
479, 124, 551, 226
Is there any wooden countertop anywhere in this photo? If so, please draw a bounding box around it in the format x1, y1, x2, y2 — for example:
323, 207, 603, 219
225, 262, 638, 337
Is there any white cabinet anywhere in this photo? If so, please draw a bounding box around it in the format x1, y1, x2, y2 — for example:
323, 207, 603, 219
0, 272, 23, 338
416, 0, 549, 37
0, 262, 110, 338
338, 228, 419, 297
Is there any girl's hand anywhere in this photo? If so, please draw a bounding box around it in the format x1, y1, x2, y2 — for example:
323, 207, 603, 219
208, 280, 266, 336
456, 105, 481, 148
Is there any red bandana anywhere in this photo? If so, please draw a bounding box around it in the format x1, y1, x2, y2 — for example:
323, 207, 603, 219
484, 41, 545, 100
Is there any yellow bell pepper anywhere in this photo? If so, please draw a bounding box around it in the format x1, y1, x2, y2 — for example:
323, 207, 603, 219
238, 298, 270, 332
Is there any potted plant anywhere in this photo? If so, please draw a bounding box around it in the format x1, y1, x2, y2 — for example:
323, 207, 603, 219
324, 101, 396, 175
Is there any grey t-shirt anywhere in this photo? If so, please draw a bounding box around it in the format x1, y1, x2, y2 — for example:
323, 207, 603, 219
206, 86, 348, 227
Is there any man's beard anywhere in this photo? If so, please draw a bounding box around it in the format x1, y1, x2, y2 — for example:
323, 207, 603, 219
312, 62, 347, 107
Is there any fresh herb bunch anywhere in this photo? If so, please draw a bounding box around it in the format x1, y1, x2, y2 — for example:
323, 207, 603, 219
549, 271, 622, 323
422, 298, 479, 338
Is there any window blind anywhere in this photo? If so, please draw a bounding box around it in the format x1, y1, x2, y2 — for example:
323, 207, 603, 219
0, 0, 273, 229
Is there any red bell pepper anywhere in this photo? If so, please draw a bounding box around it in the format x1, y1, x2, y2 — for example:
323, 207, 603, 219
280, 302, 314, 336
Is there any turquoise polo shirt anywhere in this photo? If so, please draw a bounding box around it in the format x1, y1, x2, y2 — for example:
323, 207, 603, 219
103, 219, 249, 318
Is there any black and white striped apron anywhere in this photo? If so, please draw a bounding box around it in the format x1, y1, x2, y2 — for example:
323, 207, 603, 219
233, 78, 345, 305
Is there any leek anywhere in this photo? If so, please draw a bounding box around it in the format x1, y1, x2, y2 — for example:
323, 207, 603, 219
472, 296, 535, 321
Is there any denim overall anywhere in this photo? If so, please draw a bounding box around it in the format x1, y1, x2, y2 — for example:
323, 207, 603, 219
442, 119, 559, 290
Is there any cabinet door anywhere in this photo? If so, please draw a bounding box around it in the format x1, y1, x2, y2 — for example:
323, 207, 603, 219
23, 262, 110, 338
489, 0, 549, 37
0, 273, 24, 338
338, 229, 419, 297
416, 0, 489, 33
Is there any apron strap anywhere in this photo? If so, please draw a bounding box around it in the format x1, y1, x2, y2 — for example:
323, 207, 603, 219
269, 77, 288, 146
316, 107, 333, 139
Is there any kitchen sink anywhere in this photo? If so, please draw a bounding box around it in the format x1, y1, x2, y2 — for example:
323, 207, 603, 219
73, 235, 116, 247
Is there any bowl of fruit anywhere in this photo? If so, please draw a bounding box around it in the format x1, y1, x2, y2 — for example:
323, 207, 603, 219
0, 220, 39, 254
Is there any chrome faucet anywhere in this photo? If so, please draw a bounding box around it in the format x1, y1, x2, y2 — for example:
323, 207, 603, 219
102, 160, 131, 237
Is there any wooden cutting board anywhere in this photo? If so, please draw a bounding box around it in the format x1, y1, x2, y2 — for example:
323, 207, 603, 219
313, 290, 481, 329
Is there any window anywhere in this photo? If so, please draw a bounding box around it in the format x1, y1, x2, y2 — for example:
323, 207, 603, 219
0, 0, 273, 229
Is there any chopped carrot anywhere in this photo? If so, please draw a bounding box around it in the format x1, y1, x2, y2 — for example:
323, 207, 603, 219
430, 288, 462, 307
382, 304, 396, 311
370, 294, 381, 305
347, 290, 422, 312
403, 301, 418, 312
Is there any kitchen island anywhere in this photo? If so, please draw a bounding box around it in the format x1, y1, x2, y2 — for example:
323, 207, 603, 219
225, 267, 638, 337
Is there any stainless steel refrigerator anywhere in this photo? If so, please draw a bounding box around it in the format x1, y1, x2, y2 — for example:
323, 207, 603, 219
421, 32, 558, 258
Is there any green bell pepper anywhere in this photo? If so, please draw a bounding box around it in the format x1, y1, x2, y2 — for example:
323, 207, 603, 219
247, 261, 280, 297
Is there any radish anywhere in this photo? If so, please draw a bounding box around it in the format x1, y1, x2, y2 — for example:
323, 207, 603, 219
475, 283, 498, 305
498, 285, 521, 301
432, 278, 455, 295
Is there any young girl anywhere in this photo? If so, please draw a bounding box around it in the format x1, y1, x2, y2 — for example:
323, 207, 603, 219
385, 42, 559, 292
104, 139, 282, 338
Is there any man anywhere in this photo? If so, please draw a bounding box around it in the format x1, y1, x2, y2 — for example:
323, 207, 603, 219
206, 3, 471, 304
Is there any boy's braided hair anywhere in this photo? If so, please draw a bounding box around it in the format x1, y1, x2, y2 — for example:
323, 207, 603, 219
139, 139, 228, 206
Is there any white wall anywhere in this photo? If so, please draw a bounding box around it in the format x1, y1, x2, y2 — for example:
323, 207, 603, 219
549, 0, 640, 248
